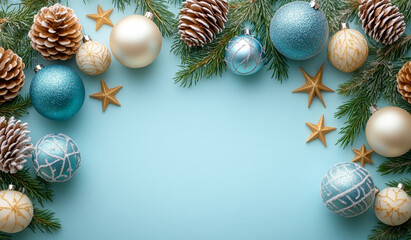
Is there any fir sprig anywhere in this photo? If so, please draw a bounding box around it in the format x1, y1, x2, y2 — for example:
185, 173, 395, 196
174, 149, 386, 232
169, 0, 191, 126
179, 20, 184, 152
0, 233, 11, 240
29, 208, 61, 233
378, 152, 411, 175
0, 95, 31, 120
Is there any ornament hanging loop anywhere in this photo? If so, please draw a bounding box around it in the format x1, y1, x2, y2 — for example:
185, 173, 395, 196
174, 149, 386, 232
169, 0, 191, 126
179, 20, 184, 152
310, 0, 320, 10
369, 104, 379, 114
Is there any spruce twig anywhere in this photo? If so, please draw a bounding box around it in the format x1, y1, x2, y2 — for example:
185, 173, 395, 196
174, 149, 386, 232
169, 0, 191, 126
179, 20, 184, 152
0, 233, 11, 240
368, 221, 411, 240
386, 178, 411, 193
378, 153, 411, 175
0, 95, 31, 120
29, 208, 61, 233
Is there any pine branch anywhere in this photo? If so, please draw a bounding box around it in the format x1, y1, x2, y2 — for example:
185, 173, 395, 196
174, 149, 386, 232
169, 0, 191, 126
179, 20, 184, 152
386, 178, 411, 194
378, 152, 411, 175
368, 220, 411, 240
318, 0, 346, 34
29, 208, 61, 234
0, 95, 31, 120
392, 0, 411, 22
0, 233, 11, 240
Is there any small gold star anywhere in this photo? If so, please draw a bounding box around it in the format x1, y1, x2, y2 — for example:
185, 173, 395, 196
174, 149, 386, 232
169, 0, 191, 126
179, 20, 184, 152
90, 79, 122, 112
292, 62, 334, 108
86, 5, 114, 31
352, 144, 374, 167
306, 115, 336, 147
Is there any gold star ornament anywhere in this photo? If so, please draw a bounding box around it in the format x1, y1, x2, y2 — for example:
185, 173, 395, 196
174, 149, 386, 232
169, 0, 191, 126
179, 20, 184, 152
306, 115, 336, 147
90, 79, 122, 112
86, 5, 114, 31
352, 144, 374, 167
292, 62, 334, 108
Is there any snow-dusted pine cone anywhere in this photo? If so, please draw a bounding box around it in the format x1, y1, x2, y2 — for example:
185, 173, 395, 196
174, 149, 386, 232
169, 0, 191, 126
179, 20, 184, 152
397, 61, 411, 104
178, 0, 228, 47
0, 117, 33, 174
28, 3, 83, 60
0, 48, 25, 104
358, 0, 406, 45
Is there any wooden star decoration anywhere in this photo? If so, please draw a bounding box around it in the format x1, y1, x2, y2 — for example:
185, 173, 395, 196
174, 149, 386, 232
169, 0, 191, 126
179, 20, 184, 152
292, 62, 334, 108
305, 115, 336, 147
90, 79, 122, 112
86, 5, 114, 31
352, 144, 374, 167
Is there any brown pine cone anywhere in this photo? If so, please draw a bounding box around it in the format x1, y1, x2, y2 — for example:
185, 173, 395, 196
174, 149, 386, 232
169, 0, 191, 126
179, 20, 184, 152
28, 3, 83, 61
397, 61, 411, 104
178, 0, 228, 47
358, 0, 406, 45
0, 48, 25, 104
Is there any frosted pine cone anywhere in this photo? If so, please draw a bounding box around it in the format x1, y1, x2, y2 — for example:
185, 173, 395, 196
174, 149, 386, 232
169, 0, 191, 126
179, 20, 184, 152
0, 48, 25, 104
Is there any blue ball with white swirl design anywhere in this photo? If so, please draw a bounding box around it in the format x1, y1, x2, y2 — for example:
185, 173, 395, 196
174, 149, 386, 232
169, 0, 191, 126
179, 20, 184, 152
270, 1, 329, 60
224, 33, 266, 76
320, 162, 375, 218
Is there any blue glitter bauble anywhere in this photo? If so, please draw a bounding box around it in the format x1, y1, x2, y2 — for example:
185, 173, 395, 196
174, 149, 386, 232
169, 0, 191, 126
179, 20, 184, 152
30, 65, 85, 121
224, 33, 266, 76
270, 1, 329, 60
320, 162, 375, 218
32, 134, 81, 182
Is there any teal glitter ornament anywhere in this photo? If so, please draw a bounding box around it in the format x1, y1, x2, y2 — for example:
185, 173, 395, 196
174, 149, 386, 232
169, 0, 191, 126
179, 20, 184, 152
30, 65, 85, 121
320, 162, 376, 218
224, 29, 266, 76
270, 1, 329, 60
32, 134, 81, 182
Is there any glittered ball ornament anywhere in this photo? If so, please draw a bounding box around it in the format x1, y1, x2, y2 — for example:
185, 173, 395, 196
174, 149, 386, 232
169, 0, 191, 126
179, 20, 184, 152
374, 183, 411, 226
327, 23, 368, 73
224, 29, 266, 76
321, 162, 376, 218
32, 134, 81, 182
0, 185, 33, 233
366, 105, 411, 157
76, 35, 111, 75
110, 12, 162, 68
30, 65, 85, 121
270, 1, 329, 60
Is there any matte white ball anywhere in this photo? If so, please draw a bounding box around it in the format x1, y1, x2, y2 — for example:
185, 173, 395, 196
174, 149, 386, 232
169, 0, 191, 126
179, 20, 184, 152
0, 188, 33, 233
76, 39, 111, 75
374, 186, 411, 226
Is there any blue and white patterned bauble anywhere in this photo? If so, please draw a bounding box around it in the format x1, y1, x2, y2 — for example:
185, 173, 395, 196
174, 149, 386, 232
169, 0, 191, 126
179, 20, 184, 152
320, 162, 375, 218
269, 1, 329, 60
224, 30, 266, 76
32, 134, 81, 182
30, 65, 85, 121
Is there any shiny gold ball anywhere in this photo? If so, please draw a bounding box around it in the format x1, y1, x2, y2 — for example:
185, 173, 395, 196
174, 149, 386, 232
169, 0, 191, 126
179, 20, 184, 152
366, 106, 411, 157
109, 13, 162, 68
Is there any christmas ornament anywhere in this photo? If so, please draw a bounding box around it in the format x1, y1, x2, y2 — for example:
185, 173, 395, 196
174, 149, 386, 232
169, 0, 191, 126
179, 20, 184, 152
86, 4, 114, 31
110, 12, 162, 68
178, 0, 228, 47
0, 117, 33, 174
374, 183, 411, 226
32, 134, 81, 182
397, 61, 411, 104
305, 115, 336, 147
28, 3, 83, 61
90, 79, 122, 112
0, 47, 25, 103
358, 0, 406, 45
224, 29, 266, 76
366, 105, 411, 157
76, 35, 111, 76
352, 144, 374, 167
327, 23, 368, 73
321, 162, 376, 218
292, 63, 333, 108
0, 185, 33, 233
30, 65, 85, 121
269, 1, 329, 60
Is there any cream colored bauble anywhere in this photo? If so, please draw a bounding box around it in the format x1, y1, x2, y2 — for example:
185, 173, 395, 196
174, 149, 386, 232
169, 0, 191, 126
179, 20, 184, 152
0, 185, 33, 233
374, 184, 411, 226
110, 12, 162, 68
327, 23, 368, 73
76, 36, 111, 76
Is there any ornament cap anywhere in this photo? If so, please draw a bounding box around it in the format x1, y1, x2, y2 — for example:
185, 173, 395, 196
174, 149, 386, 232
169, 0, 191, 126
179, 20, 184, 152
34, 64, 45, 74
242, 29, 251, 35
341, 22, 349, 29
8, 184, 14, 190
369, 104, 379, 114
398, 183, 405, 190
309, 0, 320, 10
144, 12, 154, 20
374, 186, 379, 195
83, 35, 92, 43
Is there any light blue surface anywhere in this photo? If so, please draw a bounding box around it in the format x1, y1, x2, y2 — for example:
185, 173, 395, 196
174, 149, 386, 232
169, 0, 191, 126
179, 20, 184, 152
15, 1, 409, 239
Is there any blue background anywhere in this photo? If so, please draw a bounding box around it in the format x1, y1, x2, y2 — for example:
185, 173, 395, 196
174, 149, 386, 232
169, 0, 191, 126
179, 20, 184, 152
16, 0, 409, 239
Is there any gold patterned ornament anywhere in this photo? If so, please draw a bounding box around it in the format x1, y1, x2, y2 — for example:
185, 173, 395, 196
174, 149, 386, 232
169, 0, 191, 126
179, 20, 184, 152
90, 79, 122, 112
292, 63, 334, 108
327, 23, 368, 73
0, 185, 33, 233
351, 144, 374, 167
374, 183, 411, 226
86, 4, 114, 31
305, 115, 336, 147
76, 36, 111, 76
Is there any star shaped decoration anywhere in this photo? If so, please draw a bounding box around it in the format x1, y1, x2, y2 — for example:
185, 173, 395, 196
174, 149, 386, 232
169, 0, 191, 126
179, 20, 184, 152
292, 62, 334, 108
90, 79, 122, 112
86, 5, 114, 31
352, 144, 374, 167
305, 115, 336, 147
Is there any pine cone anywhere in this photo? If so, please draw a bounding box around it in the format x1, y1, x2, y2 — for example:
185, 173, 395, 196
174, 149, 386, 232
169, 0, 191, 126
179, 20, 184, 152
178, 0, 228, 47
397, 61, 411, 104
28, 3, 83, 61
358, 0, 406, 45
0, 117, 33, 174
0, 48, 25, 104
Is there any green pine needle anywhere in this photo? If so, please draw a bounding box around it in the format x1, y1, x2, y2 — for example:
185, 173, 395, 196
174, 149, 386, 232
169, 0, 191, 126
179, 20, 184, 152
0, 95, 31, 120
378, 154, 411, 175
29, 208, 61, 233
0, 233, 11, 240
